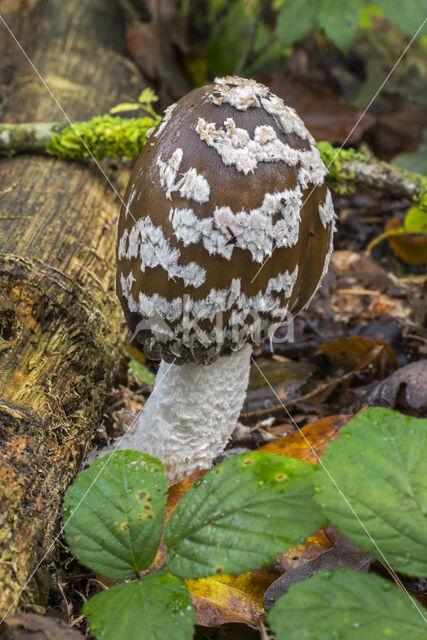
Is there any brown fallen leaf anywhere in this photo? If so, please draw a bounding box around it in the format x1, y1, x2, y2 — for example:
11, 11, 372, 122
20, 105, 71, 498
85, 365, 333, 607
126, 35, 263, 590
258, 414, 352, 463
385, 217, 427, 265
264, 532, 373, 610
257, 74, 375, 144
124, 0, 189, 102
242, 357, 316, 422
317, 335, 396, 375
277, 529, 335, 571
146, 469, 208, 573
0, 612, 83, 639
351, 359, 427, 416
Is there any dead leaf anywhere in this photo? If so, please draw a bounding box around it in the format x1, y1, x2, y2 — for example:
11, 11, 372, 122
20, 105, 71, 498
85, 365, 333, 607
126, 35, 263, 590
371, 101, 427, 160
0, 612, 83, 639
124, 0, 189, 102
317, 336, 396, 374
186, 565, 282, 627
257, 74, 375, 144
259, 414, 352, 463
385, 217, 427, 265
242, 357, 316, 421
277, 529, 335, 571
146, 470, 208, 573
351, 359, 427, 416
264, 533, 373, 610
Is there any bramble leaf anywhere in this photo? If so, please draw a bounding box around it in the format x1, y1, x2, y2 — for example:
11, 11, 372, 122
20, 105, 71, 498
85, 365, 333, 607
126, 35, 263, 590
276, 0, 320, 48
84, 572, 195, 640
63, 451, 167, 579
268, 568, 426, 639
165, 451, 325, 579
319, 0, 365, 52
314, 408, 427, 576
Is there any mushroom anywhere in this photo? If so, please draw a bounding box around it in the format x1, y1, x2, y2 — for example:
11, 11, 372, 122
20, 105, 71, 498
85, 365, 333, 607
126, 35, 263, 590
116, 76, 335, 483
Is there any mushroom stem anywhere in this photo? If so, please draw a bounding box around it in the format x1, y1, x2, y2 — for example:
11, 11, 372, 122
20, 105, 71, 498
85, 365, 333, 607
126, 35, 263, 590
118, 344, 252, 484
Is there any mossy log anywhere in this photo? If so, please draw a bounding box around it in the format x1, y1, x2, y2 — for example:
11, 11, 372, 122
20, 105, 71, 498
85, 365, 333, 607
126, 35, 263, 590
0, 0, 145, 616
1, 125, 426, 206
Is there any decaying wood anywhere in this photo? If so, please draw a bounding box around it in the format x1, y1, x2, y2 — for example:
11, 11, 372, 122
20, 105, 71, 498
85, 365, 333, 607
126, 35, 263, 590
1, 124, 426, 207
0, 0, 144, 616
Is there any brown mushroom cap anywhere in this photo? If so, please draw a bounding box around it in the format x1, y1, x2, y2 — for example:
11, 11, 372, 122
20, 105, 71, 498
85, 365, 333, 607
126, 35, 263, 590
116, 76, 335, 364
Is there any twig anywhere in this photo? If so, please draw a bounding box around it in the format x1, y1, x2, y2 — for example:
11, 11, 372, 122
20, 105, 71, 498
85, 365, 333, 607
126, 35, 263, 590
1, 117, 426, 205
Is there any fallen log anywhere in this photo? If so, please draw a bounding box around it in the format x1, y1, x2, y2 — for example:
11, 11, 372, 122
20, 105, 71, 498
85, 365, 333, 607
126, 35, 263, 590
0, 0, 144, 616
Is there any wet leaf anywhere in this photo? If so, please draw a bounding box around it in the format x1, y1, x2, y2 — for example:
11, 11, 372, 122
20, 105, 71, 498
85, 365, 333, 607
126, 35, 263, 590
165, 452, 325, 579
317, 335, 396, 372
63, 451, 167, 579
265, 533, 373, 609
314, 408, 427, 576
259, 414, 351, 463
243, 356, 315, 418
351, 360, 427, 416
268, 569, 426, 640
84, 572, 195, 640
277, 529, 335, 571
186, 566, 281, 627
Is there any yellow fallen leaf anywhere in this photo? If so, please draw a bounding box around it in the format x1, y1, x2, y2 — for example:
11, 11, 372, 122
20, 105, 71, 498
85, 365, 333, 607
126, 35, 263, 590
186, 565, 282, 626
259, 414, 351, 463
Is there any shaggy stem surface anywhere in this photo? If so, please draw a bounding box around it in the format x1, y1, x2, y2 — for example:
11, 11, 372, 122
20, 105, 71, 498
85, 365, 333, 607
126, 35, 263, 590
118, 345, 252, 483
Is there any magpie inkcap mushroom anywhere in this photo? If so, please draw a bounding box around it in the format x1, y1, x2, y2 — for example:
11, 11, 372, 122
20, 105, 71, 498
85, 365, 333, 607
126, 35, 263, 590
116, 76, 336, 482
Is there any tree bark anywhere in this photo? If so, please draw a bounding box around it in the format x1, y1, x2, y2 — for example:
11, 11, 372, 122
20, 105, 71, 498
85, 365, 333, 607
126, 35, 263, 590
0, 0, 143, 616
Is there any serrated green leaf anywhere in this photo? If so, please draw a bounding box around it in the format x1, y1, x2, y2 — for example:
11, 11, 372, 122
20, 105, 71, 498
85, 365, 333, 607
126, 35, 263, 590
314, 408, 427, 576
319, 0, 365, 52
276, 0, 320, 48
376, 0, 427, 38
165, 451, 325, 579
84, 572, 195, 640
268, 568, 426, 640
63, 451, 167, 579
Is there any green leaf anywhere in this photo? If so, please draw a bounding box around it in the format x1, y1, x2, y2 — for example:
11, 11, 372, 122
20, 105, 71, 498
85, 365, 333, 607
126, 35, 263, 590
109, 103, 142, 114
137, 87, 158, 106
84, 572, 195, 640
376, 0, 427, 38
206, 1, 256, 76
319, 0, 365, 52
268, 568, 426, 640
314, 408, 427, 576
391, 144, 427, 175
63, 451, 167, 579
165, 451, 325, 579
403, 205, 427, 233
128, 357, 156, 385
276, 0, 320, 48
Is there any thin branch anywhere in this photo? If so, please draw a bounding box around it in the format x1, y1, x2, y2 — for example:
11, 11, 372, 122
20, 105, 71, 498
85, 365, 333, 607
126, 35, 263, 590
1, 118, 426, 205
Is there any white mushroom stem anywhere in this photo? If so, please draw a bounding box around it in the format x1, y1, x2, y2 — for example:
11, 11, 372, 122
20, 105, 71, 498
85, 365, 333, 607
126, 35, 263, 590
117, 344, 252, 484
